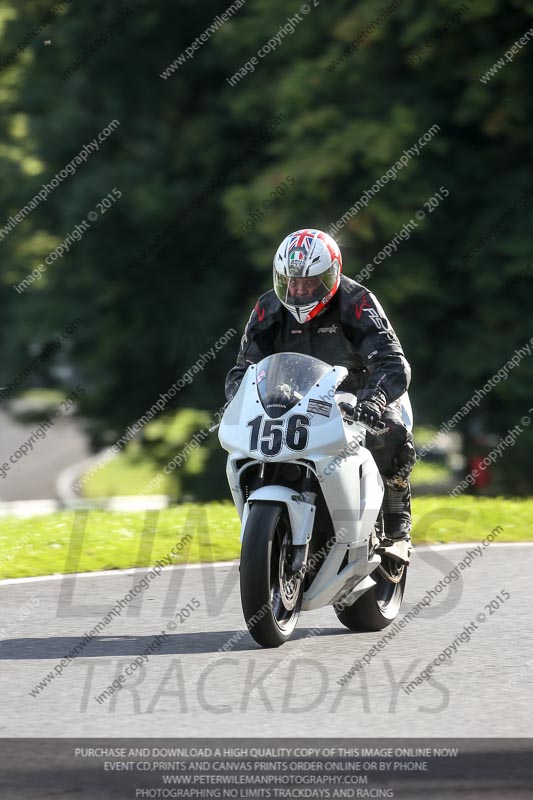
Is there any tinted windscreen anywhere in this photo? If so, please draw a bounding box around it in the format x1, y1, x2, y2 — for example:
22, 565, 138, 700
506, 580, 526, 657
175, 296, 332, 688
256, 353, 331, 418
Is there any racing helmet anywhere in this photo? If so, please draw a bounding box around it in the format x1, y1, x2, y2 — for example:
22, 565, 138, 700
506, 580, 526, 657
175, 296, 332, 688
273, 229, 342, 322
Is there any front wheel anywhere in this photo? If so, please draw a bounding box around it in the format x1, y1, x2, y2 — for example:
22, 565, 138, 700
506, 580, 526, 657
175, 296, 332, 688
335, 557, 407, 631
240, 502, 303, 648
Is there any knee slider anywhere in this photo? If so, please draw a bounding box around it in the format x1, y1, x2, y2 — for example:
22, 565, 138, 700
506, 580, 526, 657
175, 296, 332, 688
393, 435, 416, 475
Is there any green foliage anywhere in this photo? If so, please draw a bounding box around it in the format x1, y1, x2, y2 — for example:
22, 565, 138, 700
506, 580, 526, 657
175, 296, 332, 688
413, 425, 439, 447
1, 0, 532, 491
411, 460, 451, 486
83, 408, 227, 501
140, 408, 228, 501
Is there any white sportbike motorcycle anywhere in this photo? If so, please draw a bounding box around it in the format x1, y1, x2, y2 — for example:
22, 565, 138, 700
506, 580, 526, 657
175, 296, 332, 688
218, 352, 412, 648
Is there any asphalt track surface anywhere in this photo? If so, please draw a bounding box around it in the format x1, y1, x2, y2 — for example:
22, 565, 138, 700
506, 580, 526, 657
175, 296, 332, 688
1, 542, 532, 740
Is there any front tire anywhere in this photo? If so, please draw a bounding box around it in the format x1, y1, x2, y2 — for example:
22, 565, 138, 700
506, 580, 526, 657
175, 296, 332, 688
240, 502, 303, 648
335, 557, 407, 631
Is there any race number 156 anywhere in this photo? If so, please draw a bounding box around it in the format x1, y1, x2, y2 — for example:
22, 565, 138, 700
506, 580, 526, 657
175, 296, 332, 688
247, 414, 310, 456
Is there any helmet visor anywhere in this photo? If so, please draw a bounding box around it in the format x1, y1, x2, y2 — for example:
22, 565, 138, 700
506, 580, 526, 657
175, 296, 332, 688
274, 265, 338, 309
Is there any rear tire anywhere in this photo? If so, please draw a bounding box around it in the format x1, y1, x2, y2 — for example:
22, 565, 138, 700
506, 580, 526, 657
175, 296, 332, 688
335, 557, 407, 631
240, 502, 303, 647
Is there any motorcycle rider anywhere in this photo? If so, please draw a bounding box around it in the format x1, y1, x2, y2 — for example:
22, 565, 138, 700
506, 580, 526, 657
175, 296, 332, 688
225, 229, 416, 541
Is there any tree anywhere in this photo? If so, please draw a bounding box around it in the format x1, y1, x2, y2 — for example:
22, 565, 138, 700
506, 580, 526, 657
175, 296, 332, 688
1, 0, 531, 492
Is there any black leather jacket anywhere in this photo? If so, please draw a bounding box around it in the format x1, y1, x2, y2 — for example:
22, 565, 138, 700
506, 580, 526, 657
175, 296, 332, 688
225, 275, 411, 405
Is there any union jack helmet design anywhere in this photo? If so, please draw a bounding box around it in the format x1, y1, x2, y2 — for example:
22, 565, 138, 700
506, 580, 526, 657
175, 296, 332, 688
273, 229, 342, 322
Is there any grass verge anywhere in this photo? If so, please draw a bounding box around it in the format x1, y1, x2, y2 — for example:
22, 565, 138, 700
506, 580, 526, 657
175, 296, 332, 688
0, 496, 531, 580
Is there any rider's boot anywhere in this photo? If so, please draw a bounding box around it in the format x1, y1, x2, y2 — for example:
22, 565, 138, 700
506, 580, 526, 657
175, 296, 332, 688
383, 477, 412, 542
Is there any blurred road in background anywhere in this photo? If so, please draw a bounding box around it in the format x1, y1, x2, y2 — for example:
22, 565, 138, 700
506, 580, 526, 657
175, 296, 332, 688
0, 409, 91, 502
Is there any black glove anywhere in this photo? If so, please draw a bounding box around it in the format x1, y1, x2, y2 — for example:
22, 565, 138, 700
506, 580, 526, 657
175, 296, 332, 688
354, 398, 384, 428
339, 391, 387, 429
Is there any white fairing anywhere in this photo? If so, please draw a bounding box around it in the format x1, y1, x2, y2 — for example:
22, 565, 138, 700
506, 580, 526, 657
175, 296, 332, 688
242, 486, 315, 546
219, 356, 388, 611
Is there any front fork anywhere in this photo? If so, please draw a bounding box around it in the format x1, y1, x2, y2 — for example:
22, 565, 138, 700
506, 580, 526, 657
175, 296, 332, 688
289, 467, 316, 575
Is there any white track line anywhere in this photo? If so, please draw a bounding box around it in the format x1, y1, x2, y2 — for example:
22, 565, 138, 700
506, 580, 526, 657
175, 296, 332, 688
0, 543, 532, 587
0, 561, 237, 586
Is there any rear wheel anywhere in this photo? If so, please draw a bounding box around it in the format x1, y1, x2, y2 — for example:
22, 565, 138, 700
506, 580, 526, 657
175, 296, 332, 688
335, 557, 406, 631
240, 502, 303, 647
